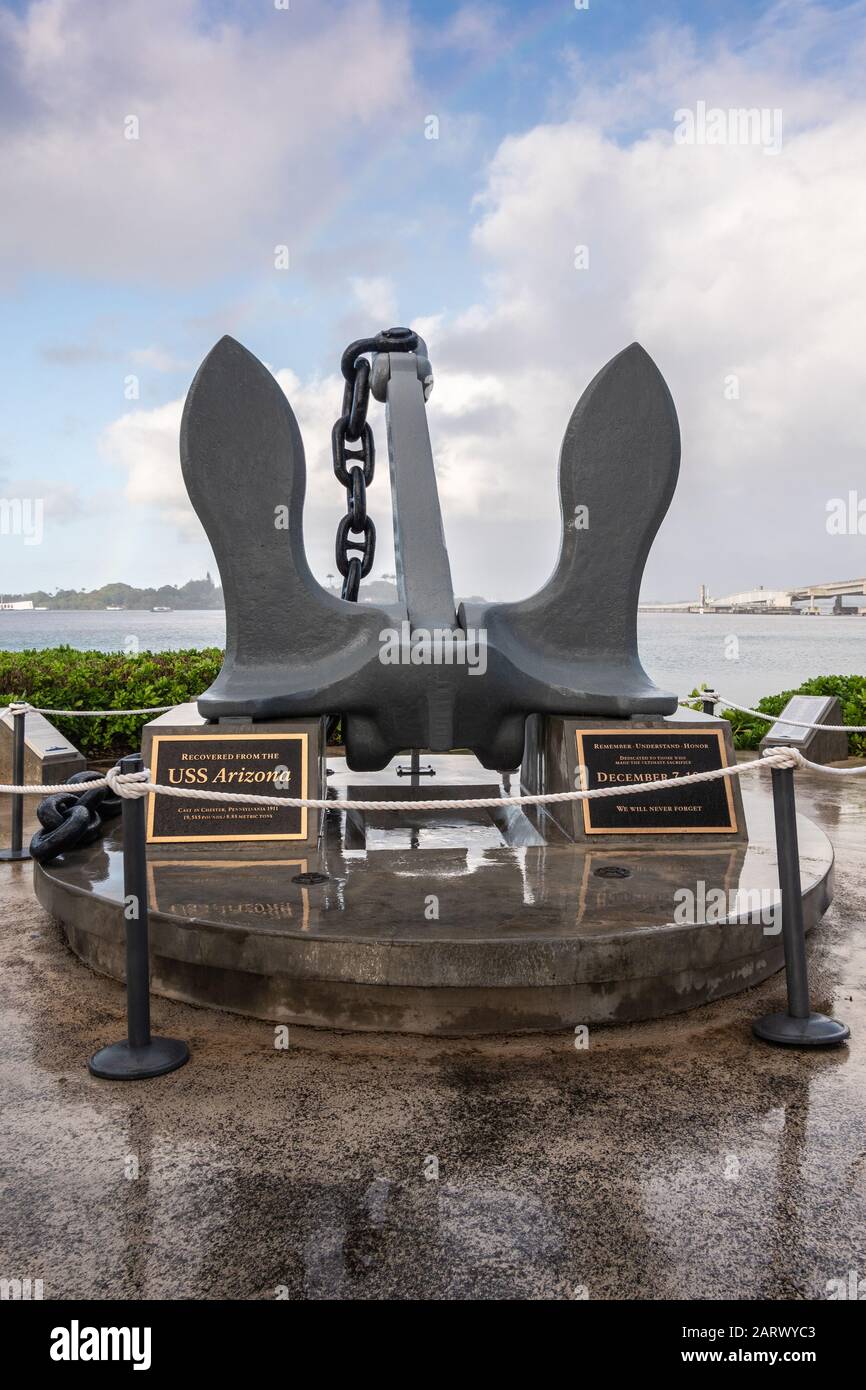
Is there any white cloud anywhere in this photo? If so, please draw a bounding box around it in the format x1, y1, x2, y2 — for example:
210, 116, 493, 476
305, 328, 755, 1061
350, 277, 399, 326
101, 363, 399, 580
414, 8, 866, 599
0, 0, 413, 283
98, 2, 866, 601
0, 476, 85, 522
438, 4, 504, 54
130, 347, 189, 372
101, 397, 188, 526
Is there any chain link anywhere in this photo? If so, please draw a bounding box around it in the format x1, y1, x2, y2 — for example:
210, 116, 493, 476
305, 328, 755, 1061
332, 327, 418, 602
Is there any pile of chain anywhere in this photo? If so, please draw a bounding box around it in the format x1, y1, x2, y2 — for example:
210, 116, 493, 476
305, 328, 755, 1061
332, 327, 418, 601
30, 771, 123, 863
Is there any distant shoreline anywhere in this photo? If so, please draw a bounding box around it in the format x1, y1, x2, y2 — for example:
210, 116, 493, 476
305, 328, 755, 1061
3, 606, 862, 616
0, 606, 226, 613
637, 608, 865, 618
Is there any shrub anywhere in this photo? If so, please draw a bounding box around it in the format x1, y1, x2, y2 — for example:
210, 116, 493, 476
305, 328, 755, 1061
684, 675, 866, 756
2, 652, 862, 763
0, 646, 223, 760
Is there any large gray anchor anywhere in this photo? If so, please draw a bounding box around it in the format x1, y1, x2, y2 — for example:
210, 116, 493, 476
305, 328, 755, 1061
180, 332, 680, 771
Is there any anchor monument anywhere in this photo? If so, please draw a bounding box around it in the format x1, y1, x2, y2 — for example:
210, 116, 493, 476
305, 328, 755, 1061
180, 330, 681, 770
35, 323, 841, 1039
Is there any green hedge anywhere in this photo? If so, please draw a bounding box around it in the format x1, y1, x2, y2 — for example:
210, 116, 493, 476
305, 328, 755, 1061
685, 674, 866, 756
2, 649, 863, 762
0, 646, 223, 760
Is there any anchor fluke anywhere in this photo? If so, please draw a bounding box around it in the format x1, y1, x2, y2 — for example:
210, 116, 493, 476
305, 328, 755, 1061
467, 340, 680, 739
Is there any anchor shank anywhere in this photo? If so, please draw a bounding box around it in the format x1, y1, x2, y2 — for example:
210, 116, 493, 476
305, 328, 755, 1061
384, 353, 457, 634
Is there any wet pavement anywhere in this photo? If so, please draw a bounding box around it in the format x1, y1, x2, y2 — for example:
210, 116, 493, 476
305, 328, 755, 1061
1, 764, 864, 1300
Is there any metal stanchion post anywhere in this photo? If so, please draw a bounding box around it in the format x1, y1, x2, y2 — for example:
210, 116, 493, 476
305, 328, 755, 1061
89, 754, 190, 1079
1, 704, 32, 862
702, 693, 715, 716
752, 764, 849, 1046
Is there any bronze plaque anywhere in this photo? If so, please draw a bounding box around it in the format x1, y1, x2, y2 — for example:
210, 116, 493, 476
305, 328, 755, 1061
146, 732, 309, 843
575, 728, 738, 835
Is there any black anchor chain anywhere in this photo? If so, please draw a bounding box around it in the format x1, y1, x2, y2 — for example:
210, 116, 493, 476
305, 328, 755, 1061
332, 326, 418, 601
30, 770, 123, 863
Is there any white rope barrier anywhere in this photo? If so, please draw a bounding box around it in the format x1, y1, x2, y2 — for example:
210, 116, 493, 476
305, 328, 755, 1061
4, 701, 175, 717
790, 759, 866, 776
6, 693, 866, 732
1, 691, 864, 816
5, 745, 864, 813
696, 693, 866, 733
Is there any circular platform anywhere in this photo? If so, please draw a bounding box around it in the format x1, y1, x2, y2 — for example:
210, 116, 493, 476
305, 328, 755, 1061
33, 757, 834, 1035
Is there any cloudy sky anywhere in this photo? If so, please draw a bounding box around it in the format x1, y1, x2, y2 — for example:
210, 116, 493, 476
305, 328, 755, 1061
1, 0, 864, 603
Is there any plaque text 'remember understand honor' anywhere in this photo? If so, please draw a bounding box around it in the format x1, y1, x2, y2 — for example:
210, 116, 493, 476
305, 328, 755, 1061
575, 729, 738, 835
146, 732, 309, 843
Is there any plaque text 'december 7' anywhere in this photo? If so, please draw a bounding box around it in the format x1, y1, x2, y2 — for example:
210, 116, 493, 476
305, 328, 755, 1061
575, 729, 738, 835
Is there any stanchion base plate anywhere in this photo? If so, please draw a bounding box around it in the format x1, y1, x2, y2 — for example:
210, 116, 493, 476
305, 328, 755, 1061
0, 848, 32, 862
752, 1012, 850, 1047
88, 1036, 190, 1080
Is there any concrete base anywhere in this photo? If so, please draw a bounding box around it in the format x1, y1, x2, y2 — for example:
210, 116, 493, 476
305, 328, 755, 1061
4, 759, 862, 1302
32, 754, 834, 1035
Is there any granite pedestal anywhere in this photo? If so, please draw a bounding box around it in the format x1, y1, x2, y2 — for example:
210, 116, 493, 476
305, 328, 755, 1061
141, 703, 325, 849
521, 708, 747, 846
0, 706, 84, 784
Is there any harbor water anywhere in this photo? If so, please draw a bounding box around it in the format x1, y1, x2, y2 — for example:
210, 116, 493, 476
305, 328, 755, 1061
0, 609, 863, 706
